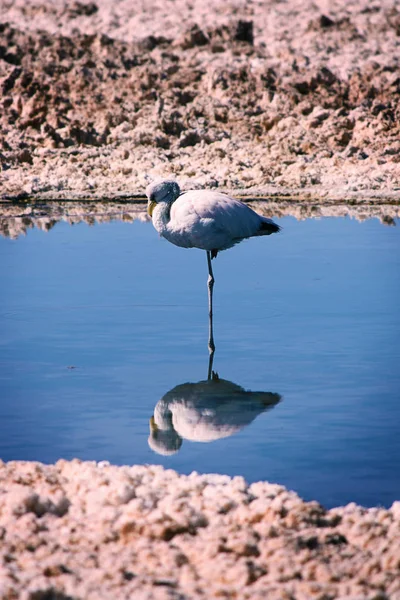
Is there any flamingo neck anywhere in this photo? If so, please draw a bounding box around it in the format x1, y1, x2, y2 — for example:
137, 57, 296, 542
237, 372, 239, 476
152, 201, 172, 235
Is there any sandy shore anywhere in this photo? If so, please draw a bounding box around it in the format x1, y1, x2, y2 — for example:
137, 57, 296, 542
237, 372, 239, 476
1, 0, 400, 200
1, 460, 399, 600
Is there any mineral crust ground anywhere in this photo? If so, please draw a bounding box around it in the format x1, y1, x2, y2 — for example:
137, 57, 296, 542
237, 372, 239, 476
0, 460, 399, 600
1, 0, 400, 201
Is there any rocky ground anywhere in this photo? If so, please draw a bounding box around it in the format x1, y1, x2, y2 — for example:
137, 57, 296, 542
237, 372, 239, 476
0, 0, 400, 200
0, 460, 399, 600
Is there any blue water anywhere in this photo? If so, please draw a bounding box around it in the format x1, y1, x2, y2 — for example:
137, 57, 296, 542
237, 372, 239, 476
0, 213, 399, 508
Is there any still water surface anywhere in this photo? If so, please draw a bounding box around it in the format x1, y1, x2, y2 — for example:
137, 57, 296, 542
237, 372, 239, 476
0, 212, 399, 508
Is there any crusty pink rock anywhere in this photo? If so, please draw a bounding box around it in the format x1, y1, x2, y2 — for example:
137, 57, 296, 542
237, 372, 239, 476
0, 460, 399, 599
1, 0, 400, 201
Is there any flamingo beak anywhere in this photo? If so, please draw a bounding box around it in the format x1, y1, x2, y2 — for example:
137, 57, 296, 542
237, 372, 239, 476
147, 200, 157, 217
149, 416, 158, 433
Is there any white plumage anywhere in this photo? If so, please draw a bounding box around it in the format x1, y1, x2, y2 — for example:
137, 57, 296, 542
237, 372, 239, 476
146, 179, 280, 365
146, 181, 280, 255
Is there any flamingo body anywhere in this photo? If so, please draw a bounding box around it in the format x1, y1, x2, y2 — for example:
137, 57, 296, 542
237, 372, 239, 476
147, 181, 280, 256
145, 179, 280, 361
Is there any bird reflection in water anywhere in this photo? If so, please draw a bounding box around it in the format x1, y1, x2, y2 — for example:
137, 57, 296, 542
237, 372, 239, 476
148, 357, 281, 456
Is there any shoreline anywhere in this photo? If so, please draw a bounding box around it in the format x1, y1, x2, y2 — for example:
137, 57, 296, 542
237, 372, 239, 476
1, 459, 399, 599
1, 197, 399, 239
2, 187, 400, 203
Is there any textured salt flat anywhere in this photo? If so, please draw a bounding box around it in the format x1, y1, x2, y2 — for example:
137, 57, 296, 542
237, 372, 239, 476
0, 460, 399, 600
1, 0, 399, 200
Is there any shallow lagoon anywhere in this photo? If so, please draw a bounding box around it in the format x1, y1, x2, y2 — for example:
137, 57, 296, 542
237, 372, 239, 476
0, 207, 399, 508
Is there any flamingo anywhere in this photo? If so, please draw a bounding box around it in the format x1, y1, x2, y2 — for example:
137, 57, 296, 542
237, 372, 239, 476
146, 179, 280, 372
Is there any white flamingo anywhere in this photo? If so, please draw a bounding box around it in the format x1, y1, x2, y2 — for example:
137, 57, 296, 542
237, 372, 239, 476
146, 179, 280, 370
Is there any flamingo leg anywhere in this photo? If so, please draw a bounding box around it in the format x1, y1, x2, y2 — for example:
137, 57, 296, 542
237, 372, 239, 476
206, 251, 215, 379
